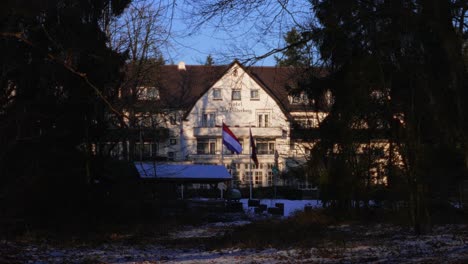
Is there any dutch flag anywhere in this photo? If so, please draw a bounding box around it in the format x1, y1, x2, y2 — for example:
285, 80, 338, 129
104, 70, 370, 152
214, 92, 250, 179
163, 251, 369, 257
222, 123, 242, 154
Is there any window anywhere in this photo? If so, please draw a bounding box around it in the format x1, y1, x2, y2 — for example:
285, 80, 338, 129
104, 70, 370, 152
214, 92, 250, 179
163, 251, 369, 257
135, 142, 157, 160
197, 138, 216, 154
138, 86, 159, 100
147, 87, 160, 99
169, 115, 177, 125
170, 139, 177, 145
267, 172, 273, 186
324, 90, 334, 107
213, 88, 222, 100
232, 90, 241, 100
254, 171, 263, 185
292, 95, 301, 104
290, 92, 308, 104
258, 114, 270, 127
101, 142, 122, 159
297, 118, 313, 128
252, 162, 263, 169
244, 171, 252, 183
250, 89, 259, 100
257, 140, 275, 154
168, 151, 175, 160
201, 113, 216, 127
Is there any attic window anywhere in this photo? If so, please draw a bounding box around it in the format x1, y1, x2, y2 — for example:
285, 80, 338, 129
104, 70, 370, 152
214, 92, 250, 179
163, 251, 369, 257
290, 92, 308, 104
233, 67, 238, 77
250, 89, 259, 100
292, 95, 301, 104
213, 88, 222, 100
138, 86, 160, 100
232, 89, 241, 100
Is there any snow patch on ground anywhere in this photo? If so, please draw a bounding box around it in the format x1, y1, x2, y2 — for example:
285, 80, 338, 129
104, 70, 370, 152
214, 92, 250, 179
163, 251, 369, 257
239, 198, 322, 217
3, 205, 468, 264
4, 224, 468, 264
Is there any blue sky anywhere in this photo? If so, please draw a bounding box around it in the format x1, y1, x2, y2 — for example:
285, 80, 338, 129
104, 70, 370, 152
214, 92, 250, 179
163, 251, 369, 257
162, 1, 312, 66
165, 15, 277, 66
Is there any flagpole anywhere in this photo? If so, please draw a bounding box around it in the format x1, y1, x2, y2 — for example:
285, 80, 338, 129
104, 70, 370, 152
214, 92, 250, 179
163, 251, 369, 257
249, 124, 253, 200
220, 120, 223, 165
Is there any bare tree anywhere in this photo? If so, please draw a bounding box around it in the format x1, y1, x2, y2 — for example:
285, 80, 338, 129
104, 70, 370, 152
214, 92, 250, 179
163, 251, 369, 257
180, 0, 315, 65
103, 0, 175, 161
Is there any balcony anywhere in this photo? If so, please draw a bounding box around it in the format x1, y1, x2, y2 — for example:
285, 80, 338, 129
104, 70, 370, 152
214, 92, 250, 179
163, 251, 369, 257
193, 126, 283, 137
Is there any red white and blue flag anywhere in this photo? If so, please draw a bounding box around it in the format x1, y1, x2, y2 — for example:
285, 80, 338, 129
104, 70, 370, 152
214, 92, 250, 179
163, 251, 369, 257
222, 123, 242, 154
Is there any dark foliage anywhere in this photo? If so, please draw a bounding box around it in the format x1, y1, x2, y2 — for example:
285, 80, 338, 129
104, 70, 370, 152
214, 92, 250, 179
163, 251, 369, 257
0, 0, 130, 223
304, 0, 468, 233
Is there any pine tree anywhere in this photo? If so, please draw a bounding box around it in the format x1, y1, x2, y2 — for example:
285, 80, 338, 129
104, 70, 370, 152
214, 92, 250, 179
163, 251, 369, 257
310, 0, 467, 234
0, 0, 130, 220
205, 54, 215, 65
275, 28, 313, 66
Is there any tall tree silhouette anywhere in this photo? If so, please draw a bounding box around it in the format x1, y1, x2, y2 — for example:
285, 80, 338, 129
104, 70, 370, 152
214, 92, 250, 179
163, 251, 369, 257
0, 0, 130, 220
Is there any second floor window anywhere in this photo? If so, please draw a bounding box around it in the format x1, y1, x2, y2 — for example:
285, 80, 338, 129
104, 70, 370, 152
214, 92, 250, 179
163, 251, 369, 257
256, 140, 275, 154
258, 114, 270, 127
135, 142, 158, 160
232, 89, 241, 100
197, 138, 216, 154
201, 113, 216, 127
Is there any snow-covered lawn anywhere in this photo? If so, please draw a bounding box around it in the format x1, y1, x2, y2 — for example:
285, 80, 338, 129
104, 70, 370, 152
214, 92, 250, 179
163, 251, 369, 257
3, 223, 468, 263
2, 204, 468, 264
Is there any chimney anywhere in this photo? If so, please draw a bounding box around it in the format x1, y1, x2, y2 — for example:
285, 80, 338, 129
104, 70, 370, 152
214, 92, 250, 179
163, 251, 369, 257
178, 61, 186, 71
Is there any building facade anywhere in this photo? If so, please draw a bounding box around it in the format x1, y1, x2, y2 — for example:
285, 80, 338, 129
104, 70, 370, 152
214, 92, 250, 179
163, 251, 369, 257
105, 60, 335, 189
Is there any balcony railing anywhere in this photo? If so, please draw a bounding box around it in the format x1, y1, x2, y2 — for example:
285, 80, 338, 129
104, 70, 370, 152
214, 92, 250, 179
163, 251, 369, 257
193, 126, 283, 137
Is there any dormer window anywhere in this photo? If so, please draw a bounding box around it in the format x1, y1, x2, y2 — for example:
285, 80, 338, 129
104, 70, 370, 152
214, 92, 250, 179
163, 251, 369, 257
250, 89, 259, 100
213, 88, 222, 100
324, 90, 334, 107
138, 86, 160, 100
232, 89, 241, 100
292, 95, 301, 104
290, 92, 308, 104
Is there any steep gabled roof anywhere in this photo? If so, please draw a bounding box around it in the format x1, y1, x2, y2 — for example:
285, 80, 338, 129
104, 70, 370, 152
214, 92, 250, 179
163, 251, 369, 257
156, 64, 228, 110
155, 61, 321, 115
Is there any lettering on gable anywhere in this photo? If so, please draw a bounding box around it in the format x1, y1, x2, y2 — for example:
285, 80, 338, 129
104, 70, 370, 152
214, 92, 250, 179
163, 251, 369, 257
219, 102, 252, 114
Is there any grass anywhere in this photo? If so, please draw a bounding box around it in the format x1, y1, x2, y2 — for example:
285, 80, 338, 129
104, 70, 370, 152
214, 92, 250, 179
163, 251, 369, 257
210, 209, 336, 249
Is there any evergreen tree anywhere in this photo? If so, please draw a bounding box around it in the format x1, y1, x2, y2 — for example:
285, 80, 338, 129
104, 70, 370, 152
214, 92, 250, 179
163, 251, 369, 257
0, 0, 130, 220
309, 0, 467, 234
205, 54, 215, 65
275, 28, 313, 66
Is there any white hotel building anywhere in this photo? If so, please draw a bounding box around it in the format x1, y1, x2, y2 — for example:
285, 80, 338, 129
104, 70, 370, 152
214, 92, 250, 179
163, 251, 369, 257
109, 60, 332, 189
